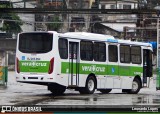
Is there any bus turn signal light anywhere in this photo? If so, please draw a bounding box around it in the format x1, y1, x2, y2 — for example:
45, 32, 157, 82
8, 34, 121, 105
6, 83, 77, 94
16, 57, 20, 73
48, 58, 54, 74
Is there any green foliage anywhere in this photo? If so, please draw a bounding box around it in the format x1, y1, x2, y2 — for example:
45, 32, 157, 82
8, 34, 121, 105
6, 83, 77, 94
46, 16, 62, 31
149, 0, 160, 6
0, 1, 12, 8
0, 13, 23, 33
0, 3, 23, 34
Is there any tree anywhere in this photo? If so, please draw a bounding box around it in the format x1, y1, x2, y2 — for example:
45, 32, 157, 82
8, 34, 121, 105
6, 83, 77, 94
0, 13, 23, 34
148, 0, 160, 6
138, 0, 160, 9
46, 15, 62, 31
0, 1, 23, 35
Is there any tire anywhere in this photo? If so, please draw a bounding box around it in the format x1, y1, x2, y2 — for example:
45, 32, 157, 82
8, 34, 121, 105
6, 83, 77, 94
128, 78, 141, 94
49, 85, 66, 95
99, 89, 112, 94
122, 89, 130, 93
79, 76, 96, 94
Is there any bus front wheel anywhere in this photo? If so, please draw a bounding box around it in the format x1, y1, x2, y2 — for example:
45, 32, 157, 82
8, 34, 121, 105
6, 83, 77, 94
128, 78, 141, 94
79, 76, 96, 94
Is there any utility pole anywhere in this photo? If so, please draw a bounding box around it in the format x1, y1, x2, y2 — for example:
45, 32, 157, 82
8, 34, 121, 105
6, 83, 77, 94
0, 20, 4, 28
23, 0, 26, 8
116, 0, 117, 9
80, 0, 83, 9
155, 5, 160, 90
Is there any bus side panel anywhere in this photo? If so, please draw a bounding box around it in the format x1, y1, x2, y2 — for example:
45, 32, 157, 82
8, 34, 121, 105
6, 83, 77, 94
105, 76, 114, 88
120, 65, 143, 89
96, 75, 106, 89
78, 61, 95, 87
58, 61, 70, 87
52, 36, 69, 87
78, 74, 88, 87
121, 77, 133, 89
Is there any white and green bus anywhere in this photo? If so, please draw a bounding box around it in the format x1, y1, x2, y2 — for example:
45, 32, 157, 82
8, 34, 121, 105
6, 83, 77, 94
15, 31, 153, 95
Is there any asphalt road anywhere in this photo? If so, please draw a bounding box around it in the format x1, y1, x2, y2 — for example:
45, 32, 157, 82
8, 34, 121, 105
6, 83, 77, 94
0, 71, 160, 112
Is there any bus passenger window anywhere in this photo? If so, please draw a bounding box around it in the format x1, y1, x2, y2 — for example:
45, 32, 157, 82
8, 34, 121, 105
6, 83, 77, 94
94, 42, 106, 62
80, 41, 93, 61
108, 45, 118, 62
120, 45, 130, 63
131, 46, 141, 64
59, 38, 68, 59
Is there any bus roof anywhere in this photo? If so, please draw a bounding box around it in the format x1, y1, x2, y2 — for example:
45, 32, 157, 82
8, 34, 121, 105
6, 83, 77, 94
59, 32, 152, 47
59, 32, 115, 41
118, 39, 152, 47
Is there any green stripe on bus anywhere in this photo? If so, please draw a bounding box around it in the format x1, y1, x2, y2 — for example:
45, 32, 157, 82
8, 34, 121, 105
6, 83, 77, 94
61, 62, 143, 76
19, 61, 50, 73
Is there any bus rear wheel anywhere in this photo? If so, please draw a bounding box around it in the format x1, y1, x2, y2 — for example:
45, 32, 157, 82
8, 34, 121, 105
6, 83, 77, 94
48, 85, 66, 95
79, 76, 96, 94
99, 89, 112, 94
128, 78, 141, 94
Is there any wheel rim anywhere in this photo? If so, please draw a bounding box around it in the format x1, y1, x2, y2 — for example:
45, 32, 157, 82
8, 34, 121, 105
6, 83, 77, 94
88, 79, 94, 91
132, 81, 138, 91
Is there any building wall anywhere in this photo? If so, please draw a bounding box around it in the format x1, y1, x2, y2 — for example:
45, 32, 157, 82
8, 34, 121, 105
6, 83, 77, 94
11, 0, 35, 33
100, 0, 137, 9
99, 0, 138, 21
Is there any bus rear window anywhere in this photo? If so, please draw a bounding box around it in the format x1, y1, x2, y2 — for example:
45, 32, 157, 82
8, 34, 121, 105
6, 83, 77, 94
19, 33, 53, 53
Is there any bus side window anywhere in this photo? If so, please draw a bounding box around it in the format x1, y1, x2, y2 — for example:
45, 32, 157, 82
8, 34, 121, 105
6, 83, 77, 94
131, 46, 141, 64
120, 45, 130, 63
94, 42, 106, 62
108, 45, 118, 62
58, 38, 68, 59
80, 41, 93, 61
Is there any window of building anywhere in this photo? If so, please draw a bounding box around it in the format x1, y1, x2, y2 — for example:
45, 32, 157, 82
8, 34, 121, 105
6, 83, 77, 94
58, 38, 68, 59
101, 4, 105, 9
131, 46, 141, 64
119, 4, 122, 9
123, 4, 131, 9
120, 45, 130, 63
108, 45, 118, 62
110, 4, 116, 9
70, 17, 85, 30
94, 42, 106, 62
80, 41, 93, 61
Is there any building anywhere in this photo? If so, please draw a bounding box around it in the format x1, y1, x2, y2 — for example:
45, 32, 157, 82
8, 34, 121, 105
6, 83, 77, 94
34, 0, 96, 32
90, 0, 138, 39
11, 0, 36, 32
67, 0, 95, 32
99, 0, 137, 9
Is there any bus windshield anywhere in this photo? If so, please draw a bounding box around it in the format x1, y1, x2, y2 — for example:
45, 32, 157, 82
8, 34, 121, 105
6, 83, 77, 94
19, 33, 53, 53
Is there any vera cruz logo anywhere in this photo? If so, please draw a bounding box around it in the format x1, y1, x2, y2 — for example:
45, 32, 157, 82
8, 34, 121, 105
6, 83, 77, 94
21, 61, 47, 67
82, 65, 105, 72
20, 61, 50, 73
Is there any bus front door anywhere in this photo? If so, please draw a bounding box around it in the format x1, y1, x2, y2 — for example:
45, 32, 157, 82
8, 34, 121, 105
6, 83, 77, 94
68, 42, 79, 86
143, 49, 153, 87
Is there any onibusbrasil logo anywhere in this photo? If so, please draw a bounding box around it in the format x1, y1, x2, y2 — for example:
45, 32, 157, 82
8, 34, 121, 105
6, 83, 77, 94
1, 106, 42, 113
